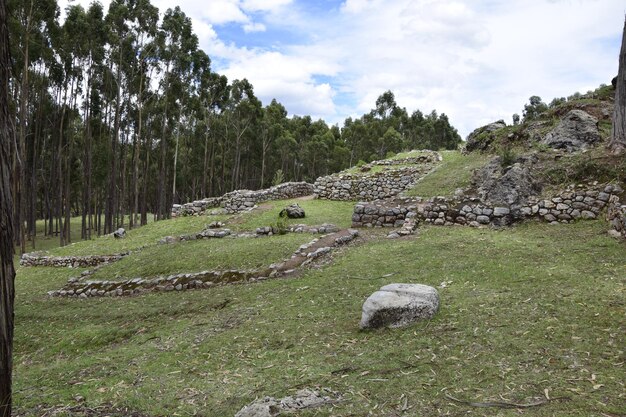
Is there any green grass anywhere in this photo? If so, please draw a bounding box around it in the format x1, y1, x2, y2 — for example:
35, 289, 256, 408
45, 214, 231, 257
233, 198, 355, 231
406, 150, 492, 197
13, 220, 625, 416
86, 234, 314, 281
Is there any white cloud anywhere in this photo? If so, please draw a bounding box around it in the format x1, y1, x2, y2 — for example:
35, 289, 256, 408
56, 0, 626, 138
243, 22, 266, 33
241, 0, 293, 13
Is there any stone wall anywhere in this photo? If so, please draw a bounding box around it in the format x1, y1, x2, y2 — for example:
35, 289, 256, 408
171, 182, 314, 217
352, 184, 623, 229
48, 229, 360, 298
20, 253, 126, 268
314, 152, 441, 201
607, 197, 626, 239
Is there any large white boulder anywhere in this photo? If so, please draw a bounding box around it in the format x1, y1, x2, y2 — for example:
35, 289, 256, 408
360, 283, 439, 329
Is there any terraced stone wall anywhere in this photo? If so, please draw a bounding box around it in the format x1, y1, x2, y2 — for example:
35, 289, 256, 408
171, 182, 314, 217
314, 152, 441, 201
352, 184, 623, 229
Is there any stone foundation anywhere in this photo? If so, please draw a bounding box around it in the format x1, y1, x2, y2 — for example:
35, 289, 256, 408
172, 182, 315, 217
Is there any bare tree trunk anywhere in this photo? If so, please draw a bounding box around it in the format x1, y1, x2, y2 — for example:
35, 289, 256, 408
610, 16, 626, 154
0, 0, 16, 413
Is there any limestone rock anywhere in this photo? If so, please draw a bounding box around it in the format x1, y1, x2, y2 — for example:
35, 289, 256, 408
465, 120, 506, 152
542, 110, 601, 151
113, 228, 126, 239
360, 283, 439, 329
279, 203, 305, 219
235, 389, 340, 417
473, 155, 542, 206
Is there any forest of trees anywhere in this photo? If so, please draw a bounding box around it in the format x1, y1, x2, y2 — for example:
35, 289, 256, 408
8, 0, 462, 252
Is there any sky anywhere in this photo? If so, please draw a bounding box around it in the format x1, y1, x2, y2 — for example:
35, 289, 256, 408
60, 0, 625, 138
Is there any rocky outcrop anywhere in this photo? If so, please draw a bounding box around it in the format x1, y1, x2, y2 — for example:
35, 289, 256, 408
465, 120, 507, 152
542, 110, 601, 151
171, 182, 314, 217
472, 155, 542, 206
360, 283, 439, 329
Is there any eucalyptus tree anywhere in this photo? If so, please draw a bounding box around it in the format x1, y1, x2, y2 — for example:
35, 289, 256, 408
224, 78, 261, 190
198, 70, 228, 197
154, 6, 198, 218
80, 1, 106, 239
103, 0, 132, 233
8, 0, 57, 251
0, 0, 15, 413
258, 99, 287, 188
126, 0, 158, 228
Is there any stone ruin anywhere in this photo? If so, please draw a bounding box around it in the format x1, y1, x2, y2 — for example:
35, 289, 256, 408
171, 182, 314, 217
351, 183, 623, 231
313, 151, 441, 201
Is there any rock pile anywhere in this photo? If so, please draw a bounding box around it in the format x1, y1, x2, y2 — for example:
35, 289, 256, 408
171, 182, 314, 217
360, 283, 439, 329
255, 223, 339, 236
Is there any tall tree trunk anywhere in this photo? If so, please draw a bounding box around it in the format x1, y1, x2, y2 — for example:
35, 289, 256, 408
157, 67, 170, 221
106, 59, 122, 233
0, 0, 16, 413
610, 16, 626, 154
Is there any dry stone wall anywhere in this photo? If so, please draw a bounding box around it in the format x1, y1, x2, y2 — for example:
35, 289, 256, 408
20, 253, 127, 268
171, 182, 314, 217
314, 151, 441, 201
352, 183, 623, 229
48, 229, 360, 298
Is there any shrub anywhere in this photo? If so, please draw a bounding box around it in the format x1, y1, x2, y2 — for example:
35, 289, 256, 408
272, 169, 285, 186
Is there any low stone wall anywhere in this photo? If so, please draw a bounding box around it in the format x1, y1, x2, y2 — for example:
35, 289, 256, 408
367, 151, 441, 166
222, 182, 314, 213
314, 166, 434, 201
20, 253, 126, 268
49, 229, 360, 298
171, 182, 314, 217
352, 184, 623, 229
607, 197, 626, 239
314, 152, 440, 201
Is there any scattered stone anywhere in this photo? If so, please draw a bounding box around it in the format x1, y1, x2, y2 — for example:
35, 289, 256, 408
360, 283, 439, 329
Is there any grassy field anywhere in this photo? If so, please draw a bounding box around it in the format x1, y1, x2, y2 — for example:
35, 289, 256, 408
232, 198, 355, 231
406, 150, 493, 198
13, 218, 625, 416
86, 234, 314, 281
